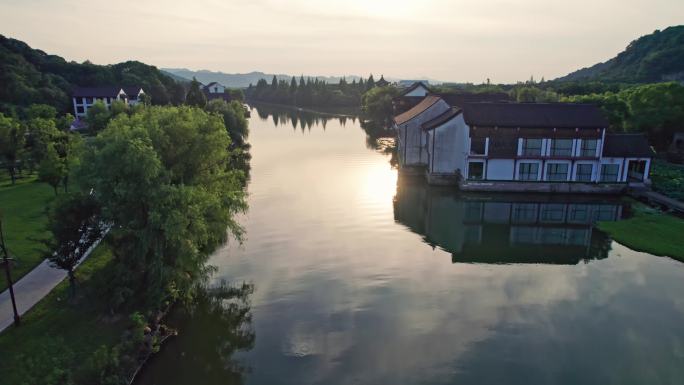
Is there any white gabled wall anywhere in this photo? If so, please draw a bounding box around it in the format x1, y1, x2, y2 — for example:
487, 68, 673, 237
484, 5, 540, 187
404, 84, 429, 97
428, 113, 468, 175
401, 99, 451, 167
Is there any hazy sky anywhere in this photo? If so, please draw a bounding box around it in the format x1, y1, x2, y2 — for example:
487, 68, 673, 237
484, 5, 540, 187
1, 0, 683, 83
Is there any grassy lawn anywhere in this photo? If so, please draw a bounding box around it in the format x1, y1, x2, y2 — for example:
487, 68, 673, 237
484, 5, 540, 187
0, 172, 55, 292
0, 242, 128, 385
598, 201, 684, 262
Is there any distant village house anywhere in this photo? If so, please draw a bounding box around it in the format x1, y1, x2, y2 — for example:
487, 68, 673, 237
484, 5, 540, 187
71, 86, 145, 119
202, 82, 232, 102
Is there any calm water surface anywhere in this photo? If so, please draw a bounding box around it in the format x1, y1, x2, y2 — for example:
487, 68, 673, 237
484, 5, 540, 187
137, 105, 684, 385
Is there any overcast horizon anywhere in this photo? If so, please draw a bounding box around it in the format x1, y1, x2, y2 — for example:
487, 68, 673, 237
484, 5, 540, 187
1, 0, 683, 83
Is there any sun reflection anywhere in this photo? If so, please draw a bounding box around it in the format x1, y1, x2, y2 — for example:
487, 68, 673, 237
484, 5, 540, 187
360, 162, 398, 207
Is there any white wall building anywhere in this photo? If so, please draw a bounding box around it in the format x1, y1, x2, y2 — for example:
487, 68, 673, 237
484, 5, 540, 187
393, 95, 451, 171
396, 101, 653, 192
71, 86, 145, 118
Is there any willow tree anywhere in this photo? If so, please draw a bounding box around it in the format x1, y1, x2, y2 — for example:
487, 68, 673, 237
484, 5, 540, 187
78, 106, 247, 310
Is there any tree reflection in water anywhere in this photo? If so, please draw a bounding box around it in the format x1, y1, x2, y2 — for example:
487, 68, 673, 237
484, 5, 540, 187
135, 283, 255, 385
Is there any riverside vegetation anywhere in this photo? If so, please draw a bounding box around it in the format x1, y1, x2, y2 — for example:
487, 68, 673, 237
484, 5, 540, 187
0, 95, 250, 384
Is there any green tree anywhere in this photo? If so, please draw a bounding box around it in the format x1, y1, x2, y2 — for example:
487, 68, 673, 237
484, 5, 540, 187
185, 78, 207, 108
139, 92, 152, 106
362, 86, 400, 121
0, 113, 25, 184
85, 101, 112, 133
26, 104, 57, 120
110, 100, 129, 117
25, 116, 60, 170
78, 106, 247, 311
205, 99, 249, 148
367, 74, 376, 89
45, 192, 104, 298
621, 82, 684, 148
38, 144, 66, 195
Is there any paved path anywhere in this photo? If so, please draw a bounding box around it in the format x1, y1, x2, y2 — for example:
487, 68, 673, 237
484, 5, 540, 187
0, 234, 106, 333
630, 189, 684, 213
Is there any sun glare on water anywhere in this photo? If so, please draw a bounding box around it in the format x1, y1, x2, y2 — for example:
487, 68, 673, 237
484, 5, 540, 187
360, 161, 398, 208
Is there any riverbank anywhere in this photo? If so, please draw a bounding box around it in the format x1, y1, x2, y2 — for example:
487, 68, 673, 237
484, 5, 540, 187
598, 201, 684, 262
650, 160, 684, 201
0, 243, 126, 385
0, 173, 54, 291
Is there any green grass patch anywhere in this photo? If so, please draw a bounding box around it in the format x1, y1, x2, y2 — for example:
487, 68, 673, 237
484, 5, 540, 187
0, 173, 55, 291
0, 242, 128, 385
598, 201, 684, 262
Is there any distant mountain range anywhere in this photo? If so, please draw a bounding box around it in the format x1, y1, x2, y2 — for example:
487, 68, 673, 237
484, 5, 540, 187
556, 25, 684, 83
162, 68, 443, 88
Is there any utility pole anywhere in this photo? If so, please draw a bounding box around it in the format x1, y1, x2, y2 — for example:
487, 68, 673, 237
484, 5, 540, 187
0, 218, 20, 326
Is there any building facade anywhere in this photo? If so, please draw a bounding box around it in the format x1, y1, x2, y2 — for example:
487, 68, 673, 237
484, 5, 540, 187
71, 86, 145, 118
396, 101, 653, 192
394, 95, 451, 172
203, 82, 232, 102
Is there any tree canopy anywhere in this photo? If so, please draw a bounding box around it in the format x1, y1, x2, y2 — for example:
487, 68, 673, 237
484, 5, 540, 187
78, 106, 247, 310
0, 34, 186, 115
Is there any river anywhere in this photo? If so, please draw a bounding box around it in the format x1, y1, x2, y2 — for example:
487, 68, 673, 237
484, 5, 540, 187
136, 105, 684, 385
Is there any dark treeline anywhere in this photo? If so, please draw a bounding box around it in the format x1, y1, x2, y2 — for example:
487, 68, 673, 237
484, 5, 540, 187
245, 74, 381, 108
0, 35, 187, 116
253, 103, 358, 131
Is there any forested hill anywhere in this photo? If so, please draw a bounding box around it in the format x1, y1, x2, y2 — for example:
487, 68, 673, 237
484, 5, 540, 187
0, 35, 186, 114
556, 25, 684, 83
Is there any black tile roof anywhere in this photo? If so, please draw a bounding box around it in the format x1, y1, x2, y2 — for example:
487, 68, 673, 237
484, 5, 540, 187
422, 107, 462, 130
399, 81, 430, 96
463, 103, 609, 129
603, 134, 653, 157
72, 86, 124, 98
122, 86, 143, 97
438, 92, 510, 107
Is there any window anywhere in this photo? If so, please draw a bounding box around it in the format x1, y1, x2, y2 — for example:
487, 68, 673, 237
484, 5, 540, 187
511, 226, 537, 244
522, 138, 542, 156
519, 162, 539, 181
512, 203, 538, 223
580, 139, 598, 157
470, 138, 486, 155
600, 164, 620, 182
575, 164, 593, 182
76, 106, 84, 114
550, 139, 573, 157
540, 204, 566, 223
568, 204, 591, 223
594, 205, 619, 221
546, 163, 569, 181
464, 202, 483, 222
468, 162, 484, 180
464, 226, 482, 243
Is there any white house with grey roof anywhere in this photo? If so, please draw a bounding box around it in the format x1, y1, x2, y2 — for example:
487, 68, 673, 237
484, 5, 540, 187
419, 102, 653, 192
71, 86, 145, 118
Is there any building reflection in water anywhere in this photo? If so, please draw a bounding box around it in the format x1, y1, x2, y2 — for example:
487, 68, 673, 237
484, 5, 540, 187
394, 176, 624, 265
